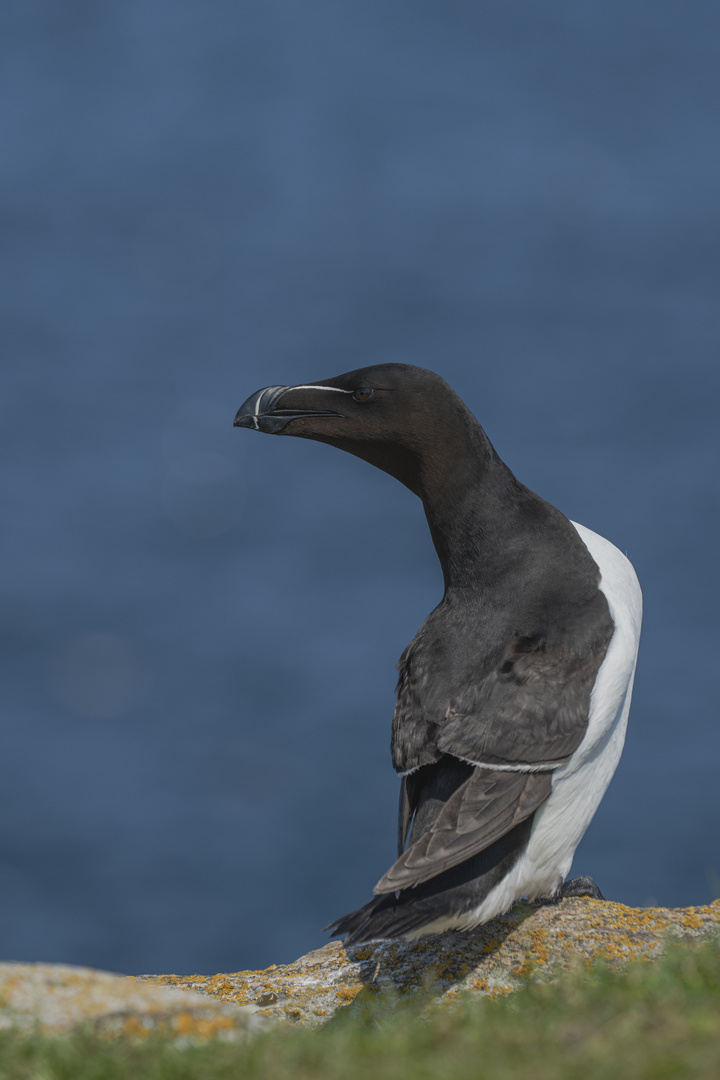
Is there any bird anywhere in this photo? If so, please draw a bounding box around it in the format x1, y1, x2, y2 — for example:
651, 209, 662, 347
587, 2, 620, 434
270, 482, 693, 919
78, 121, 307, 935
233, 364, 642, 945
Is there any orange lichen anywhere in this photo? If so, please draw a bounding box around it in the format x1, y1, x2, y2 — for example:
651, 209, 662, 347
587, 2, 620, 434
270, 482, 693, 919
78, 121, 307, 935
530, 928, 550, 965
128, 899, 720, 1032
283, 1008, 305, 1022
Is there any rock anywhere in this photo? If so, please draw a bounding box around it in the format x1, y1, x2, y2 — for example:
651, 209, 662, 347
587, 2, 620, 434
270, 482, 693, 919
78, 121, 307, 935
3, 899, 718, 1039
0, 961, 268, 1040
141, 898, 720, 1028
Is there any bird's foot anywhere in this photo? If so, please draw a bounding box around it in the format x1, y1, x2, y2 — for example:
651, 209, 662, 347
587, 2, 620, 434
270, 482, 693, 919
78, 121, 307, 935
537, 875, 606, 908
558, 875, 606, 901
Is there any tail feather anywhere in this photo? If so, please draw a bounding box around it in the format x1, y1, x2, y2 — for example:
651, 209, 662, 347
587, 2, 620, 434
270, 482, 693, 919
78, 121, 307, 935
324, 897, 381, 941
325, 894, 444, 946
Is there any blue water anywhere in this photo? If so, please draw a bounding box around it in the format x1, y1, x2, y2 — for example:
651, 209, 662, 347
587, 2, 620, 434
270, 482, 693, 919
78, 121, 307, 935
1, 1, 719, 975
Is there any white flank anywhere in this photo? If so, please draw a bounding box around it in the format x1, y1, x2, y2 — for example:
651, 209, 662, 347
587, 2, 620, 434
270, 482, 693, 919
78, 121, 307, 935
408, 521, 642, 937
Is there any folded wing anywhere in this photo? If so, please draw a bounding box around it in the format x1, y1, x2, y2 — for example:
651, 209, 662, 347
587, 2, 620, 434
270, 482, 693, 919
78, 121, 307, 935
376, 766, 551, 894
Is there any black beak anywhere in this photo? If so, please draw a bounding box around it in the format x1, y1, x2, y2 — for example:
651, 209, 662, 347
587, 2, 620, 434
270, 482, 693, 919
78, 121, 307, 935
233, 384, 341, 434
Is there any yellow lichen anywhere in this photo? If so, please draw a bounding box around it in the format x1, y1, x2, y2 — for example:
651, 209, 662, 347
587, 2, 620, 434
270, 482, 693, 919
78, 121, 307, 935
530, 928, 550, 965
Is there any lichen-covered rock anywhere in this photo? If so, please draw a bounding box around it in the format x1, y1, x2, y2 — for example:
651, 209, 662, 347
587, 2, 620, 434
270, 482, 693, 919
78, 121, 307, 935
141, 898, 720, 1029
3, 900, 717, 1038
0, 961, 267, 1040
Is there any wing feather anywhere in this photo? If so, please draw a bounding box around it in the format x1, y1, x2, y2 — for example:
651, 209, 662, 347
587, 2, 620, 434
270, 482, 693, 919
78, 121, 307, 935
376, 767, 551, 894
392, 596, 614, 775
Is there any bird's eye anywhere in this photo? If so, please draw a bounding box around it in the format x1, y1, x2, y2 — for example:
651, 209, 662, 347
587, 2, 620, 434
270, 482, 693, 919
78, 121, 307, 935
353, 387, 374, 402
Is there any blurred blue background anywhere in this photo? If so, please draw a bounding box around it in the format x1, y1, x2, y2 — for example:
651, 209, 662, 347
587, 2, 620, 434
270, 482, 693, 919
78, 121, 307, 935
2, 0, 719, 976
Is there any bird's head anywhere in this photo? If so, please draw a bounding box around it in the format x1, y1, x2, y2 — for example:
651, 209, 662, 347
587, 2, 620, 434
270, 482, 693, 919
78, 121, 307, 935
233, 363, 482, 496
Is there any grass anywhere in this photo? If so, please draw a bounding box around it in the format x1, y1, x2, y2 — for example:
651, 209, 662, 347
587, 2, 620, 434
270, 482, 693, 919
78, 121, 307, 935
1, 937, 719, 1080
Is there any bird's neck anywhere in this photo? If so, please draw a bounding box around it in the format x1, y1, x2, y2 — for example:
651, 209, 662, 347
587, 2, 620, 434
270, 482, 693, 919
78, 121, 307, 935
415, 424, 531, 592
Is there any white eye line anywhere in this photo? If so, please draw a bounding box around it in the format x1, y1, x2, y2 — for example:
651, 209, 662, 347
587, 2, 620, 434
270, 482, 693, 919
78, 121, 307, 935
288, 384, 354, 394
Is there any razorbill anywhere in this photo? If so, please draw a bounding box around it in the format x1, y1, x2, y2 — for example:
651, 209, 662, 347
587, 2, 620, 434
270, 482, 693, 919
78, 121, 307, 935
234, 364, 642, 944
